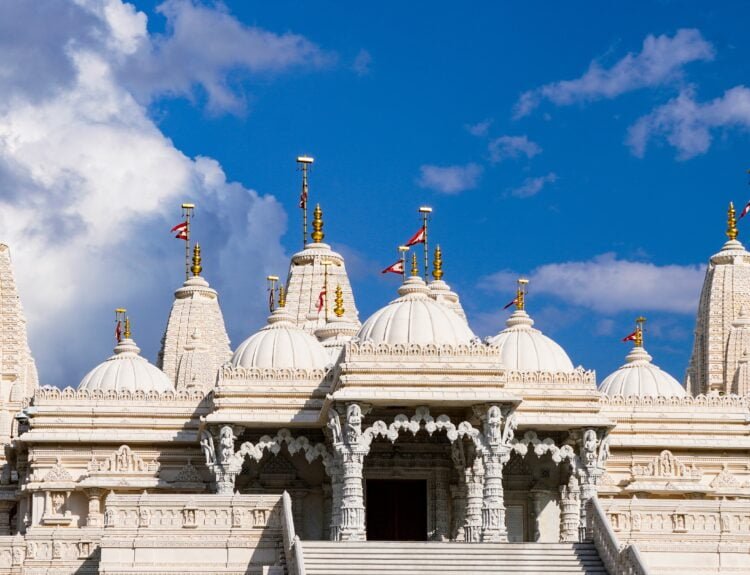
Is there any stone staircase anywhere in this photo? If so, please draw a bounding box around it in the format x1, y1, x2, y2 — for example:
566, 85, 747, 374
301, 541, 609, 575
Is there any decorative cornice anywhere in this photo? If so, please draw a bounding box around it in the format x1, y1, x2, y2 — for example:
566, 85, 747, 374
345, 340, 502, 358
34, 386, 208, 404
600, 393, 750, 409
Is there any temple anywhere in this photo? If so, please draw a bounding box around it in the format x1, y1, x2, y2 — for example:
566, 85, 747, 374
0, 178, 748, 575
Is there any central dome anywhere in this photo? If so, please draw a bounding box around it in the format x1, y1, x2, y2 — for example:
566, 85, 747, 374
357, 275, 475, 346
232, 307, 330, 370
489, 309, 574, 371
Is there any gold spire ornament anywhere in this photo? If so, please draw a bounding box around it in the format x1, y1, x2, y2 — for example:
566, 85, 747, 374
124, 316, 131, 340
278, 285, 286, 308
191, 243, 203, 277
411, 252, 419, 277
432, 245, 444, 281
334, 284, 344, 318
635, 316, 646, 347
311, 204, 325, 243
516, 278, 529, 311
727, 202, 738, 241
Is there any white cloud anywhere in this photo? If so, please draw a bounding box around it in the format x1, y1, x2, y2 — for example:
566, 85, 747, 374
352, 49, 372, 76
484, 253, 705, 314
627, 85, 750, 159
0, 0, 327, 384
509, 172, 557, 198
417, 163, 483, 195
119, 0, 333, 114
515, 29, 714, 118
465, 119, 493, 137
488, 135, 541, 163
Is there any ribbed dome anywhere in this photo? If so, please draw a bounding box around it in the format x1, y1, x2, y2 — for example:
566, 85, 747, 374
357, 275, 475, 345
489, 309, 574, 371
232, 307, 329, 370
79, 338, 173, 393
600, 346, 686, 397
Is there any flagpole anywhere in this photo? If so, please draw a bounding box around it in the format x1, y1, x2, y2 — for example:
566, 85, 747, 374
297, 156, 314, 248
181, 203, 195, 280
398, 245, 409, 280
419, 206, 432, 280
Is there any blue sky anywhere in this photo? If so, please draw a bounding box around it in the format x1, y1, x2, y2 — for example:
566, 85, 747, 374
1, 0, 749, 386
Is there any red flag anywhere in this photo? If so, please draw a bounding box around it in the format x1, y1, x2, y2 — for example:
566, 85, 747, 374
316, 289, 326, 313
405, 226, 426, 246
299, 187, 308, 209
171, 220, 189, 240
741, 200, 750, 219
381, 260, 405, 275
503, 297, 518, 310
115, 320, 122, 343
622, 330, 637, 342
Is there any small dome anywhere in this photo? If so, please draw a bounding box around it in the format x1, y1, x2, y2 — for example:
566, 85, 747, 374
79, 338, 173, 393
357, 275, 475, 346
600, 346, 686, 397
489, 309, 574, 371
232, 307, 329, 370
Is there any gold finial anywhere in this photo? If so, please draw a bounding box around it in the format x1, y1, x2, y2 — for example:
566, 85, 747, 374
311, 203, 324, 243
635, 316, 646, 347
278, 285, 286, 308
334, 284, 344, 317
124, 316, 131, 339
191, 243, 202, 276
432, 245, 443, 280
727, 202, 738, 241
410, 252, 419, 277
516, 278, 529, 310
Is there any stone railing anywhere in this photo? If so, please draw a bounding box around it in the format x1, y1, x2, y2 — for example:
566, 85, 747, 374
587, 498, 651, 575
281, 491, 306, 575
103, 492, 282, 531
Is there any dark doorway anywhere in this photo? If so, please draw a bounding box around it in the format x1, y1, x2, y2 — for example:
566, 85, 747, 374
365, 479, 427, 541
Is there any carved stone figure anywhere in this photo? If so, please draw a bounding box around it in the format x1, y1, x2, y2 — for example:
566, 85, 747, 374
485, 405, 502, 445
344, 404, 362, 445
50, 492, 65, 516
219, 426, 236, 464
200, 430, 215, 465
582, 429, 597, 467
327, 408, 342, 444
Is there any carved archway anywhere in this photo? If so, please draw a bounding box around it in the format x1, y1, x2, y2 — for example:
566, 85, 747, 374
235, 428, 334, 473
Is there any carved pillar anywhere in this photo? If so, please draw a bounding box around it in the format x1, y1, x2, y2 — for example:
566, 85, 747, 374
477, 404, 514, 543
450, 483, 466, 541
464, 458, 484, 543
481, 448, 510, 542
559, 474, 580, 543
576, 429, 609, 540
339, 447, 366, 541
85, 489, 103, 527
328, 462, 343, 541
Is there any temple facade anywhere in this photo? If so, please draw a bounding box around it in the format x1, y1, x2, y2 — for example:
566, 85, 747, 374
0, 199, 749, 575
